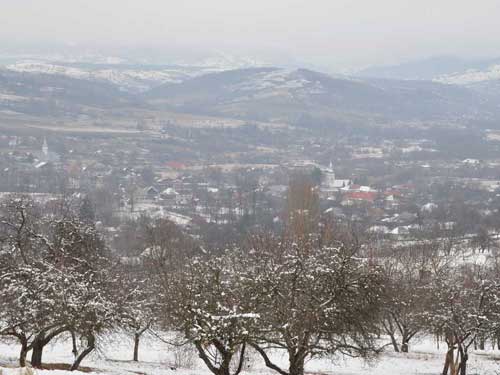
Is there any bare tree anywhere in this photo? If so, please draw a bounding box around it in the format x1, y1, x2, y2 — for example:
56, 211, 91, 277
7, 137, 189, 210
243, 229, 384, 375
380, 243, 432, 352
0, 195, 125, 370
286, 173, 320, 238
422, 260, 500, 375
161, 253, 257, 375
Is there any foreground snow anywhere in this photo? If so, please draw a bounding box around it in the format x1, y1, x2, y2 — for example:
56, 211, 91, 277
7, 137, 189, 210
1, 334, 500, 374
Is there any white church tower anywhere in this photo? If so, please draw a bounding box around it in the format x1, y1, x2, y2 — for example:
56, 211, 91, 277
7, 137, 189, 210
42, 137, 49, 159
323, 161, 336, 187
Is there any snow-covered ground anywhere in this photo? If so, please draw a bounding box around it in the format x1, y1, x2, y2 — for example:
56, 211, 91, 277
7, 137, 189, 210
1, 334, 500, 375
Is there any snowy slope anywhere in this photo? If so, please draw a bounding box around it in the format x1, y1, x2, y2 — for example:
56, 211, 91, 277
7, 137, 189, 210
5, 62, 218, 93
3, 51, 269, 93
435, 64, 500, 85
434, 64, 500, 99
147, 67, 496, 121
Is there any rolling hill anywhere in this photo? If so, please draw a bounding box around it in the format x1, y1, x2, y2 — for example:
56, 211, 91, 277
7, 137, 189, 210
0, 68, 134, 116
146, 67, 499, 123
1, 65, 499, 127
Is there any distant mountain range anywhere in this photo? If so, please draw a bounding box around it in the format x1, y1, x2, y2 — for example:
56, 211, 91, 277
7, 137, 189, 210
0, 50, 269, 93
357, 56, 500, 81
0, 67, 137, 119
4, 62, 222, 93
357, 56, 500, 106
146, 67, 499, 122
1, 62, 500, 126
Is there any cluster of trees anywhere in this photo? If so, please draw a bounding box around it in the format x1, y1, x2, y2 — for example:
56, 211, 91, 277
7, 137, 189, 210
0, 193, 384, 374
3, 189, 500, 375
380, 240, 500, 375
161, 226, 384, 375
0, 195, 144, 370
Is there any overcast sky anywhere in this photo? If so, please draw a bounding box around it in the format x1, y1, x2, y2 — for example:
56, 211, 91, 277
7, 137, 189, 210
1, 0, 499, 70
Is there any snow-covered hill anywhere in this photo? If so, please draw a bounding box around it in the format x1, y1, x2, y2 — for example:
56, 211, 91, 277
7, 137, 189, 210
435, 64, 500, 85
1, 51, 270, 93
146, 67, 496, 122
432, 64, 500, 99
358, 56, 500, 81
5, 62, 218, 93
357, 56, 500, 99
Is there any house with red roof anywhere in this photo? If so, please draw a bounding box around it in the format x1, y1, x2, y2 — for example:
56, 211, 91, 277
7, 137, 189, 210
342, 191, 378, 205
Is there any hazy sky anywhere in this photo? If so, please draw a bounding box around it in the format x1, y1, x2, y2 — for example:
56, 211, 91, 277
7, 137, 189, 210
1, 0, 499, 70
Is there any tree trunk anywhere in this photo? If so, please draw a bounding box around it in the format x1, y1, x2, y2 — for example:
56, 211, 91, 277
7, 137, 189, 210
233, 342, 246, 375
31, 342, 44, 368
459, 353, 468, 375
382, 318, 399, 352
289, 358, 305, 375
195, 341, 229, 375
389, 332, 400, 352
401, 339, 409, 353
193, 342, 245, 375
442, 347, 454, 375
71, 333, 95, 371
219, 363, 231, 375
71, 330, 78, 358
30, 326, 68, 368
19, 340, 28, 368
133, 332, 140, 362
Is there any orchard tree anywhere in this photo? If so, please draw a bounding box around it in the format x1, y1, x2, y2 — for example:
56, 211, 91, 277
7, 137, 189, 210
422, 261, 500, 375
118, 263, 158, 362
0, 196, 67, 367
162, 253, 258, 375
380, 243, 434, 353
44, 217, 127, 371
0, 261, 67, 367
0, 195, 125, 369
243, 230, 384, 375
64, 266, 127, 371
131, 216, 201, 363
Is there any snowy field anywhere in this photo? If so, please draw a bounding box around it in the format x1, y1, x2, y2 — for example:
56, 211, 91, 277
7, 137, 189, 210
2, 334, 500, 375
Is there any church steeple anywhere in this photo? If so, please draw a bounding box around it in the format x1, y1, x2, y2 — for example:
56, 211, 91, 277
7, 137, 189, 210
42, 137, 49, 158
322, 160, 336, 189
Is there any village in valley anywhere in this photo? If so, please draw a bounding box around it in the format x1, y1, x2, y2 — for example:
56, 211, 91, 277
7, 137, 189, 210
2, 118, 500, 253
